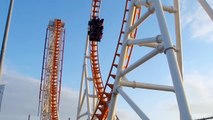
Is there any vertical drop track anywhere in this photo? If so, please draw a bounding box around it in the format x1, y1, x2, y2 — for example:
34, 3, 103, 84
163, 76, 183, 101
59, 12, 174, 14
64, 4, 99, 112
39, 19, 65, 120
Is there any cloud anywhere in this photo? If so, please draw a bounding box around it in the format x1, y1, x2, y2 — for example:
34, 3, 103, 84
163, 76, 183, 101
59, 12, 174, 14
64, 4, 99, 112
59, 87, 79, 120
184, 71, 213, 118
163, 70, 213, 119
0, 67, 212, 120
181, 0, 213, 42
0, 68, 145, 120
0, 70, 79, 120
116, 109, 140, 120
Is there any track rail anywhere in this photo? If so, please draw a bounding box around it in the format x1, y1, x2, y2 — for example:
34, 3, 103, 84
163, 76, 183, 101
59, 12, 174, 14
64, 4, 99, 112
89, 0, 104, 98
91, 0, 141, 119
39, 19, 65, 120
50, 20, 63, 120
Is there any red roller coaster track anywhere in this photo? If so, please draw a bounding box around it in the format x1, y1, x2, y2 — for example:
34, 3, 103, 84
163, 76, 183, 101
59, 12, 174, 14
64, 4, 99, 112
88, 0, 141, 119
38, 19, 65, 120
90, 0, 104, 99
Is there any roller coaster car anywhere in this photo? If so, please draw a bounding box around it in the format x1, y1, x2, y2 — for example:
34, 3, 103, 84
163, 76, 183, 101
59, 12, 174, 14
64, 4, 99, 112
88, 18, 104, 42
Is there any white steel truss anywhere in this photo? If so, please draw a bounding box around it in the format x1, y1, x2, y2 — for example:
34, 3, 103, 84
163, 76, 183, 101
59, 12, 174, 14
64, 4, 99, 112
39, 20, 65, 120
40, 24, 55, 120
77, 0, 101, 119
76, 35, 98, 120
107, 0, 192, 120
198, 0, 213, 21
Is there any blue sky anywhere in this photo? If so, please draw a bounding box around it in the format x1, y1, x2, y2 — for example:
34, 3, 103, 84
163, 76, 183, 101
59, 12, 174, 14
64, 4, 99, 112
0, 0, 213, 120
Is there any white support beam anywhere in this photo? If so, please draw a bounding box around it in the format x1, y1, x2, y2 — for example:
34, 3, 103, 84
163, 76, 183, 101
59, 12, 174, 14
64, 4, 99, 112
77, 68, 86, 119
134, 0, 176, 13
117, 87, 150, 120
129, 6, 155, 33
85, 56, 90, 59
77, 112, 88, 119
120, 80, 175, 92
87, 77, 93, 81
134, 0, 151, 8
174, 0, 183, 77
127, 35, 162, 46
88, 94, 98, 98
120, 45, 164, 76
128, 1, 176, 42
163, 6, 177, 13
78, 90, 86, 114
199, 0, 213, 21
76, 0, 193, 119
138, 42, 160, 48
77, 34, 92, 120
85, 70, 91, 120
92, 85, 97, 112
152, 0, 192, 119
107, 1, 136, 119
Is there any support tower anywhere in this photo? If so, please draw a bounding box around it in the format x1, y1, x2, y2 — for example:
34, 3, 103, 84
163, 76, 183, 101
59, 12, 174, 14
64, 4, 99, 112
38, 19, 65, 120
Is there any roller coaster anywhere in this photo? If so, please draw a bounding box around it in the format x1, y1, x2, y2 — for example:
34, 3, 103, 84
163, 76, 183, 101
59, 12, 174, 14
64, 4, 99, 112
77, 0, 192, 119
38, 19, 65, 120
30, 0, 213, 120
0, 0, 212, 120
